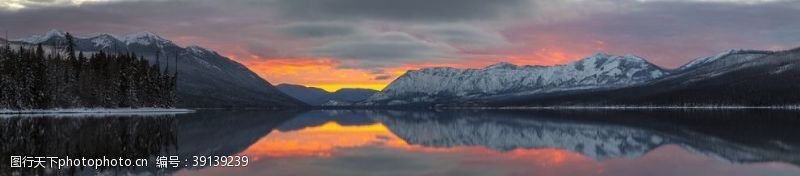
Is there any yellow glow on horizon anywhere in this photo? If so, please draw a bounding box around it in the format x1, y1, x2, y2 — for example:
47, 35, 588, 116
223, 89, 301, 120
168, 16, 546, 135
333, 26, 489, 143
234, 50, 591, 92
237, 120, 592, 168
308, 83, 386, 92
242, 58, 395, 92
238, 121, 408, 158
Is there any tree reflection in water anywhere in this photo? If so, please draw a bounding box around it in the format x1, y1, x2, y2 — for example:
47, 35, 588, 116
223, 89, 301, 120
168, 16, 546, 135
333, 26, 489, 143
0, 115, 177, 175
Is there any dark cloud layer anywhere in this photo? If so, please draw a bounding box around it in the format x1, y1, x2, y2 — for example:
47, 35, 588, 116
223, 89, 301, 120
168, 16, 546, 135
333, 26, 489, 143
373, 75, 391, 80
271, 0, 531, 22
504, 0, 800, 67
1, 0, 799, 71
311, 32, 454, 68
278, 23, 359, 38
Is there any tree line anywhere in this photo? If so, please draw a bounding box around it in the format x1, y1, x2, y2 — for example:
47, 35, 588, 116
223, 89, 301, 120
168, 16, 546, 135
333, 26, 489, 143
0, 33, 176, 109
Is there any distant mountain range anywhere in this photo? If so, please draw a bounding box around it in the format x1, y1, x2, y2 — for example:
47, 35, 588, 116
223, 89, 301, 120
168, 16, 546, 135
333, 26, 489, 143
276, 84, 377, 106
8, 30, 798, 108
362, 48, 800, 107
9, 30, 305, 108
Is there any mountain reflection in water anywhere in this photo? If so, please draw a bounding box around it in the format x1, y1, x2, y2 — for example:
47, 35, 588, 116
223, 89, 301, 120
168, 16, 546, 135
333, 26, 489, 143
2, 110, 799, 176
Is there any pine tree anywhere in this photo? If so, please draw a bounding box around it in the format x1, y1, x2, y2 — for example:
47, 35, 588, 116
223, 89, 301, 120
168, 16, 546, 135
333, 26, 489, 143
32, 44, 49, 108
0, 31, 177, 110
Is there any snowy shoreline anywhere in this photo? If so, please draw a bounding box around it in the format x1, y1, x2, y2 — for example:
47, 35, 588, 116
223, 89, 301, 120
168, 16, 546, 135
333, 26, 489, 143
0, 108, 195, 115
445, 106, 800, 110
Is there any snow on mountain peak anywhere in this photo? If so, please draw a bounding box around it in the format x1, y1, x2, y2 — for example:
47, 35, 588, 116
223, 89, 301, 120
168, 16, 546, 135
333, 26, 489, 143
90, 33, 121, 48
676, 49, 772, 72
92, 33, 120, 39
588, 52, 612, 58
366, 53, 667, 104
186, 45, 203, 49
13, 29, 67, 44
45, 29, 66, 37
580, 53, 646, 63
485, 62, 518, 70
186, 45, 212, 55
568, 53, 659, 74
12, 30, 182, 50
123, 31, 168, 46
621, 54, 648, 62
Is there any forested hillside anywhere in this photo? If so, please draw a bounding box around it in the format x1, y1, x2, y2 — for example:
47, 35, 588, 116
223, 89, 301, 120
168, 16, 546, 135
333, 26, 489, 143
0, 33, 176, 109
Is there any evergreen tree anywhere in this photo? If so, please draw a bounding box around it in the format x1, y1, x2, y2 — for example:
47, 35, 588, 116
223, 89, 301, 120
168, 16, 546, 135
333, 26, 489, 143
0, 32, 177, 110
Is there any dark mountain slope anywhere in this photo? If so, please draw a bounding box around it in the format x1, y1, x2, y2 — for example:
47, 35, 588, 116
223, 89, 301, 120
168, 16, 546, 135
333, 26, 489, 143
491, 48, 800, 107
277, 84, 378, 106
11, 30, 305, 108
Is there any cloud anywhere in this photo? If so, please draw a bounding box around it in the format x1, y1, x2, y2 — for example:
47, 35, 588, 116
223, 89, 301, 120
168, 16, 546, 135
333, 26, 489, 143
0, 0, 233, 36
504, 0, 800, 67
271, 0, 532, 22
411, 25, 511, 51
311, 31, 455, 68
1, 0, 799, 86
373, 75, 391, 80
634, 0, 787, 4
0, 0, 131, 11
277, 23, 360, 38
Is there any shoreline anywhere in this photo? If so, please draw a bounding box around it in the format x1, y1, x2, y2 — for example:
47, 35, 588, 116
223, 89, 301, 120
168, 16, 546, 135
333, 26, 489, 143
0, 108, 195, 115
314, 105, 800, 110
442, 106, 800, 110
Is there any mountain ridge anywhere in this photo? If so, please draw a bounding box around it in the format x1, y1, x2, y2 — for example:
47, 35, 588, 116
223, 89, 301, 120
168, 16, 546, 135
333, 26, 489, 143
364, 53, 669, 106
490, 48, 800, 107
362, 48, 795, 107
276, 83, 377, 106
11, 30, 306, 108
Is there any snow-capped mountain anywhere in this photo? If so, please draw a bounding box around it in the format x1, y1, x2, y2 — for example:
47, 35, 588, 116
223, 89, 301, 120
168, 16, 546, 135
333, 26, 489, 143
363, 47, 800, 107
491, 48, 800, 107
365, 53, 667, 105
13, 29, 174, 50
276, 84, 377, 106
88, 33, 125, 49
13, 29, 67, 44
123, 31, 165, 46
12, 30, 305, 108
674, 49, 773, 73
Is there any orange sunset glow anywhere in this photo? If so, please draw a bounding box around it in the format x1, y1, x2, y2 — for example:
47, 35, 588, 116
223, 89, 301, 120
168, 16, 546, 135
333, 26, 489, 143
237, 120, 592, 166
242, 58, 392, 91
237, 48, 590, 92
7, 0, 799, 93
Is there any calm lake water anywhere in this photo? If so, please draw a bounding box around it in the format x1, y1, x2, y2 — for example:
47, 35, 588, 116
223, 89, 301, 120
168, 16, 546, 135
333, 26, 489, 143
2, 110, 800, 176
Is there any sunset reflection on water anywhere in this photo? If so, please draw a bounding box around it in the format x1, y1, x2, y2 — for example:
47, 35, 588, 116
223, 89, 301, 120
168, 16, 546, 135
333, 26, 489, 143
176, 111, 800, 176
240, 120, 603, 167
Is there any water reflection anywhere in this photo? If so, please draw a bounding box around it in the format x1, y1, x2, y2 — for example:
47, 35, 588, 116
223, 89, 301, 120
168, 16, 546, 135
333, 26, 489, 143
2, 110, 799, 175
370, 110, 800, 164
0, 114, 177, 175
204, 110, 800, 176
0, 110, 298, 175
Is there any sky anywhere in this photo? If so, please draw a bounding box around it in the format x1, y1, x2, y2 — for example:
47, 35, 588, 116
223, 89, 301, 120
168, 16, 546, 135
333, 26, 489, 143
1, 0, 799, 91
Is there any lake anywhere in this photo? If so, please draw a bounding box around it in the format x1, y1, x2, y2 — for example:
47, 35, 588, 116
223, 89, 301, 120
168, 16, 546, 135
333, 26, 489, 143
2, 110, 799, 175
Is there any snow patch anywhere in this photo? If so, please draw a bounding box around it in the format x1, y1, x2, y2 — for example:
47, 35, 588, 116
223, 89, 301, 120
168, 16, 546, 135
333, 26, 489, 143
771, 63, 795, 74
367, 53, 666, 104
0, 108, 195, 117
13, 29, 66, 44
91, 36, 113, 48
123, 31, 164, 46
